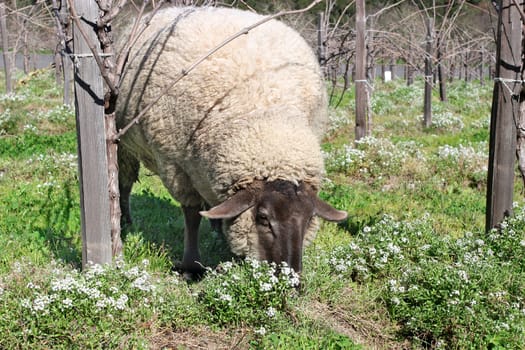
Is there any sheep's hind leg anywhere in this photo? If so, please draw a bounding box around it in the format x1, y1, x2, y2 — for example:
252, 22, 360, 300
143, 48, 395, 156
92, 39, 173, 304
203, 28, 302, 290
180, 205, 204, 278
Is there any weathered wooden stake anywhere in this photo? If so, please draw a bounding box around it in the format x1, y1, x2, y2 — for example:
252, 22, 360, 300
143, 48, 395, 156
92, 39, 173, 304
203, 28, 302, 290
72, 0, 112, 267
354, 0, 368, 141
437, 33, 447, 102
479, 46, 484, 86
0, 3, 12, 94
317, 12, 326, 74
486, 0, 521, 231
406, 33, 414, 86
423, 17, 433, 128
61, 0, 73, 106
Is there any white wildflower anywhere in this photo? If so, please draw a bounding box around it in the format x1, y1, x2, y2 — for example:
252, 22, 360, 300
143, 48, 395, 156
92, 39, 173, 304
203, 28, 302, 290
218, 292, 233, 303
474, 239, 485, 246
387, 243, 401, 254
280, 264, 294, 277
289, 276, 300, 287
12, 262, 23, 273
125, 266, 140, 278
269, 275, 279, 284
457, 270, 469, 282
131, 274, 155, 292
260, 282, 273, 292
51, 275, 77, 292
26, 282, 40, 290
96, 297, 113, 309
33, 294, 54, 313
221, 261, 233, 271
21, 298, 32, 309
248, 258, 260, 269
86, 263, 105, 278
115, 294, 128, 310
349, 242, 360, 251
266, 306, 276, 318
62, 298, 73, 308
254, 326, 266, 336
335, 262, 348, 273
77, 285, 102, 300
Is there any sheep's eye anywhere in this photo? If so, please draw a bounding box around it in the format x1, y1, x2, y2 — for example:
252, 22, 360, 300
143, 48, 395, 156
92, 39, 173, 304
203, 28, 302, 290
256, 212, 270, 226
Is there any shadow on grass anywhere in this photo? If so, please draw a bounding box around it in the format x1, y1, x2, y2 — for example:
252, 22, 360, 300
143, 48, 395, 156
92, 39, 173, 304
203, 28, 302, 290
124, 189, 234, 269
39, 181, 82, 268
32, 183, 232, 270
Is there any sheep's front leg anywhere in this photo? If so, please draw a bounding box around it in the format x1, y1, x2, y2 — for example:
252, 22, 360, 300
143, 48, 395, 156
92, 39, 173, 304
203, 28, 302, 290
181, 205, 203, 275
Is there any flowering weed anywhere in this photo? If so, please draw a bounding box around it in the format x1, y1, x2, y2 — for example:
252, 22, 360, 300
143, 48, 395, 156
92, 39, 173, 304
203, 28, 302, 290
198, 259, 300, 327
430, 111, 464, 131
322, 210, 525, 348
0, 259, 195, 349
324, 136, 425, 181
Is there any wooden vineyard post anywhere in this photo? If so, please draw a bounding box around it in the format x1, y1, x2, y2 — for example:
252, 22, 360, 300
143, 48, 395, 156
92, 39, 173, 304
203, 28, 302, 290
0, 3, 12, 94
354, 0, 368, 141
72, 0, 112, 267
317, 12, 326, 74
423, 17, 434, 128
61, 0, 73, 106
486, 0, 521, 231
437, 33, 447, 102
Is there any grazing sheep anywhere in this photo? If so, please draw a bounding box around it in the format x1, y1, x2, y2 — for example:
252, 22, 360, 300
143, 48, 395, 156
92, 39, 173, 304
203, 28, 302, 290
116, 6, 347, 274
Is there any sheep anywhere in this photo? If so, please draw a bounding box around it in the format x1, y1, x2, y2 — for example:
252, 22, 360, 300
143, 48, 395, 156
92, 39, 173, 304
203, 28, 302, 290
116, 6, 347, 275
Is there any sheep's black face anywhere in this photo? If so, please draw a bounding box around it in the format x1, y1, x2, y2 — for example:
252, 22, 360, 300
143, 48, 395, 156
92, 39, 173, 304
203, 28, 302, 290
200, 180, 348, 274
253, 181, 314, 273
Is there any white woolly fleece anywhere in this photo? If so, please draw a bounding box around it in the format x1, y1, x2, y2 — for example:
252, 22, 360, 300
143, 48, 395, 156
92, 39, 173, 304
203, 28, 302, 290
117, 6, 329, 257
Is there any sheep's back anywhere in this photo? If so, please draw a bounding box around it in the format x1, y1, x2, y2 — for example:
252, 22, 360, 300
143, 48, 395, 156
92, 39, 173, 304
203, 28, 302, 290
116, 6, 327, 202
118, 7, 326, 139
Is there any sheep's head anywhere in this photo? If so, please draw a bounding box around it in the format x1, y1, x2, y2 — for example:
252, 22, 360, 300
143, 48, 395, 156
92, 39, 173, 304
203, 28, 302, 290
200, 180, 347, 273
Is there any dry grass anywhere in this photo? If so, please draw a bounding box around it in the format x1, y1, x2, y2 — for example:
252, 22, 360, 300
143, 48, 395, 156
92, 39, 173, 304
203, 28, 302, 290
148, 325, 252, 350
300, 286, 409, 350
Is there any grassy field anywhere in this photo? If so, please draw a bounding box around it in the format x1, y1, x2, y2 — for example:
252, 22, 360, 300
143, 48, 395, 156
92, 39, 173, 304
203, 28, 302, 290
1, 69, 525, 349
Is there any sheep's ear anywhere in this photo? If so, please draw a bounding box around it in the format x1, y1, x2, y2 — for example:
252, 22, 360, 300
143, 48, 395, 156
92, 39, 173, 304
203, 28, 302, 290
302, 183, 347, 222
200, 189, 255, 219
313, 196, 348, 222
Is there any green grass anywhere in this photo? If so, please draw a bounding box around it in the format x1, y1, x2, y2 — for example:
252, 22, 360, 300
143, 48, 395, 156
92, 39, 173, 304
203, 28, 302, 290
1, 70, 524, 349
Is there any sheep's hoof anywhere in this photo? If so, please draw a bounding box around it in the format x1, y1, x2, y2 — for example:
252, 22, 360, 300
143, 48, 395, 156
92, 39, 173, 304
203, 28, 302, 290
174, 261, 206, 281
